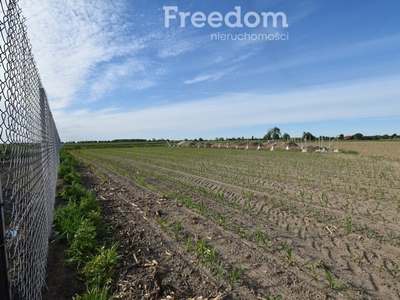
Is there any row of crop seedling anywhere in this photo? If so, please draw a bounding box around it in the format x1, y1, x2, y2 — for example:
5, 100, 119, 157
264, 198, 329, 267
83, 147, 397, 222
84, 150, 400, 241
78, 149, 400, 260
97, 146, 400, 195
77, 152, 161, 192
153, 213, 247, 288
155, 215, 183, 241
80, 149, 343, 227
170, 185, 301, 257
277, 232, 349, 293
189, 234, 282, 299
90, 148, 282, 194
82, 150, 400, 251
344, 215, 400, 246
54, 151, 121, 300
151, 176, 265, 229
152, 201, 285, 297
85, 151, 400, 243
184, 235, 274, 295
305, 261, 347, 291
170, 191, 293, 260
80, 149, 355, 297
295, 195, 399, 247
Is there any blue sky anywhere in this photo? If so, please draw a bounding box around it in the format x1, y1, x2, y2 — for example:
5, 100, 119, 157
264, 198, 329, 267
19, 0, 400, 141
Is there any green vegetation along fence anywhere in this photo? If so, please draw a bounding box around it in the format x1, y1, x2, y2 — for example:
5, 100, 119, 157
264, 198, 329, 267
0, 1, 61, 299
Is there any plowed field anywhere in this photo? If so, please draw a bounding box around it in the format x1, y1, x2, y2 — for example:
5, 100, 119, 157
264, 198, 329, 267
72, 146, 400, 299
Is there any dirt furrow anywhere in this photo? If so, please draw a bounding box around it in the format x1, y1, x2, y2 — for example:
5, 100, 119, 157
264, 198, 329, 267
77, 154, 337, 299
91, 152, 400, 242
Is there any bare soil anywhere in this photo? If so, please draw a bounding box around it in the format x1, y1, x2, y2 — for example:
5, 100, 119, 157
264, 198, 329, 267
43, 242, 85, 300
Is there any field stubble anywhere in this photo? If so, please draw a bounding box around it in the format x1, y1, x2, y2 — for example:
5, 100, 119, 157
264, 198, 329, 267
73, 144, 400, 299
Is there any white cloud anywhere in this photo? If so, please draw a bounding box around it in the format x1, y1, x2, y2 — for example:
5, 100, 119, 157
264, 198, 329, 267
183, 69, 234, 84
88, 58, 165, 100
54, 75, 400, 141
19, 0, 146, 108
19, 0, 209, 109
157, 37, 198, 58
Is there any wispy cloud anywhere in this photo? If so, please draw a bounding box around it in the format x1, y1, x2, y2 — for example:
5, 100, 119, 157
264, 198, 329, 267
54, 75, 400, 141
20, 0, 185, 108
183, 69, 233, 84
156, 34, 199, 58
20, 0, 141, 109
88, 58, 165, 100
19, 0, 211, 109
237, 33, 400, 82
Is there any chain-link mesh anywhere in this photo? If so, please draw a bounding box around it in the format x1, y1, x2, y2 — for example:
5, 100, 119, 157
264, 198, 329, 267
0, 1, 61, 299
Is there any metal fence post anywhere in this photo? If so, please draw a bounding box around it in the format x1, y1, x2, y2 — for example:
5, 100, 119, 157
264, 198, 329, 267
39, 87, 51, 237
0, 177, 11, 300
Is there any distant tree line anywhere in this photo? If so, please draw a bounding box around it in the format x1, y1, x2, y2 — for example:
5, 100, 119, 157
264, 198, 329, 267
260, 128, 399, 142
341, 133, 398, 140
64, 130, 399, 144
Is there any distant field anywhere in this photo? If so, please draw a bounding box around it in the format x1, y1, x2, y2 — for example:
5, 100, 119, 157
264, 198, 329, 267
65, 139, 400, 159
72, 142, 400, 299
337, 140, 400, 159
62, 140, 166, 150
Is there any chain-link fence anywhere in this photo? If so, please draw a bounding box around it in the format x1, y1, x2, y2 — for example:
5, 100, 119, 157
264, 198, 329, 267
0, 1, 61, 299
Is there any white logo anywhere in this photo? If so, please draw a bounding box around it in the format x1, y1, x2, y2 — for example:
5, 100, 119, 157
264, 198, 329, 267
163, 6, 289, 29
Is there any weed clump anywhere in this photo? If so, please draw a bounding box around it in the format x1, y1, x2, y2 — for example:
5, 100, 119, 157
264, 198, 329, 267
53, 151, 120, 299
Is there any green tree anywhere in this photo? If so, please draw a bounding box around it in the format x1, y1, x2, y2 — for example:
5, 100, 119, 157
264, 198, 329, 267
282, 133, 290, 141
302, 132, 315, 140
353, 133, 363, 140
264, 127, 281, 140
